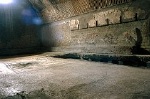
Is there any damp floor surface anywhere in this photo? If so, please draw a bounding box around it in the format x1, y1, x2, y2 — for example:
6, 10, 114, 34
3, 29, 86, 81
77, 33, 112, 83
0, 52, 150, 99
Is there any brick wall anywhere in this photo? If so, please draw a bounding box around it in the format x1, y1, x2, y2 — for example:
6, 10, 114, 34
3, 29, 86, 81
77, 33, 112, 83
40, 0, 150, 54
30, 0, 133, 22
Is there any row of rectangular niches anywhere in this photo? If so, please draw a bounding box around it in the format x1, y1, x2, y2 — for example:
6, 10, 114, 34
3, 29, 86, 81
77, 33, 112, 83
71, 13, 139, 31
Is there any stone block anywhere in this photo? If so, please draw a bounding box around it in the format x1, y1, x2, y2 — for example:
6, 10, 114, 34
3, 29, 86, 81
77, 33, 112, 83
122, 10, 135, 22
95, 12, 108, 26
88, 19, 96, 27
98, 17, 108, 26
70, 19, 79, 30
136, 9, 147, 20
107, 9, 121, 24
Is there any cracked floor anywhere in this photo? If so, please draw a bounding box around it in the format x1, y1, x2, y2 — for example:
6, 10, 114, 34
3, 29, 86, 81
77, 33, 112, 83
0, 52, 150, 99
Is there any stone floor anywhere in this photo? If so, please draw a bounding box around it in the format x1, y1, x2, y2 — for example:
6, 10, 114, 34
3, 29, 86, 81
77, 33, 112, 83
0, 52, 150, 99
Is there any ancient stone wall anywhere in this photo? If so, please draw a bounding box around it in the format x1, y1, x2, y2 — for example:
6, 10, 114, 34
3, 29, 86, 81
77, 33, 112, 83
40, 0, 150, 54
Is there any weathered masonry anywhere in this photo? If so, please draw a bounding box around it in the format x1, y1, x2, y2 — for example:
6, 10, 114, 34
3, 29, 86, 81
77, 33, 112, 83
30, 0, 133, 22
30, 0, 150, 55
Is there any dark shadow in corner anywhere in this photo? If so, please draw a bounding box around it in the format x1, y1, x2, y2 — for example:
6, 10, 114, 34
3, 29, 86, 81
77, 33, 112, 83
131, 28, 150, 55
53, 53, 150, 67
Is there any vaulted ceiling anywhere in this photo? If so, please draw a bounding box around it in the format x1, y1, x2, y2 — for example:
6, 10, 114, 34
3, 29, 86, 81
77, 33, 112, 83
28, 0, 134, 22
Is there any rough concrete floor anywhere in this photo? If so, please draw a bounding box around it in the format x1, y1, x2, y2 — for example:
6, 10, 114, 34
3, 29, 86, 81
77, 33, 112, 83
0, 52, 150, 99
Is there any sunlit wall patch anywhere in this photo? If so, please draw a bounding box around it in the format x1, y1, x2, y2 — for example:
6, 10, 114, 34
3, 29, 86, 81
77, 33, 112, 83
0, 0, 13, 4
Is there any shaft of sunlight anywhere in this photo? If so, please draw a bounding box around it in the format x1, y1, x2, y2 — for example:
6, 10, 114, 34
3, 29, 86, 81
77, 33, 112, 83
0, 0, 13, 4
